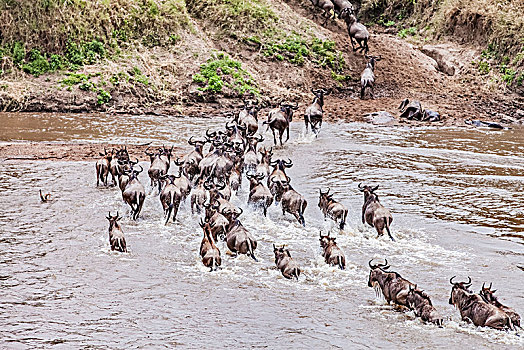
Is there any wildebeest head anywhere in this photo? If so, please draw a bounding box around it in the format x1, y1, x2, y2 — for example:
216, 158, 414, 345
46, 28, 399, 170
358, 183, 379, 203
273, 244, 291, 262
367, 258, 390, 287
364, 55, 382, 71
319, 231, 337, 249
160, 174, 181, 186
406, 284, 433, 310
318, 188, 334, 209
479, 282, 497, 304
106, 211, 122, 230
269, 158, 293, 171
279, 101, 299, 121
311, 88, 331, 105
125, 164, 143, 181
448, 276, 472, 305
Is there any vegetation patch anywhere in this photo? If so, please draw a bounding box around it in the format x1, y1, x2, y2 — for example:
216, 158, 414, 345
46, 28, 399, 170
192, 52, 259, 96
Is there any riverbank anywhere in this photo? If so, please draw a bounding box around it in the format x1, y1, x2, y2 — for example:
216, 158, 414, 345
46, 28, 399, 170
1, 0, 523, 125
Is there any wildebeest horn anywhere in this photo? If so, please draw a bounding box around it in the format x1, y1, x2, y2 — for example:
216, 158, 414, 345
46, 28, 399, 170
188, 136, 196, 145
135, 165, 143, 173
235, 207, 243, 216
369, 259, 377, 269
238, 123, 247, 131
372, 185, 379, 192
465, 276, 472, 286
256, 173, 264, 180
284, 158, 292, 166
106, 211, 112, 220
450, 276, 456, 284
174, 158, 184, 166
489, 282, 492, 289
291, 102, 299, 110
482, 282, 485, 289
225, 121, 235, 130
206, 129, 216, 138
199, 219, 205, 228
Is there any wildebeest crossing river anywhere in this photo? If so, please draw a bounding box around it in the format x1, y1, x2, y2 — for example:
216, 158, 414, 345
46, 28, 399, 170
0, 113, 522, 348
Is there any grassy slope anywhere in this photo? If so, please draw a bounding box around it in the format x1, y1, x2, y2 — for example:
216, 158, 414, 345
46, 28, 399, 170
0, 0, 522, 114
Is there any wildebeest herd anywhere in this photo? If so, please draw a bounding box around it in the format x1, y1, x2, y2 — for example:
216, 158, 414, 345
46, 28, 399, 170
93, 97, 520, 333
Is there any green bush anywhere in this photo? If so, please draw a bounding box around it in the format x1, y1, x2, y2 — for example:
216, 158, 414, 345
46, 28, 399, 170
22, 49, 50, 76
192, 52, 259, 95
263, 35, 346, 73
97, 89, 111, 104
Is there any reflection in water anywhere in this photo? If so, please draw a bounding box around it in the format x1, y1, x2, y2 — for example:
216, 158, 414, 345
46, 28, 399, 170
0, 113, 522, 348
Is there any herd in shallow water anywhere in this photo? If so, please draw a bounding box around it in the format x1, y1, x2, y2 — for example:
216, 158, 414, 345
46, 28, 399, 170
87, 99, 522, 333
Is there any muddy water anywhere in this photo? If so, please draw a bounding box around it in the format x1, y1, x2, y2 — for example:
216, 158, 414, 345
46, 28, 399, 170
0, 113, 523, 349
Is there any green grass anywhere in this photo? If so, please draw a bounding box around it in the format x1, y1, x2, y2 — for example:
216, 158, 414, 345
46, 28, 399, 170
192, 52, 259, 95
262, 34, 346, 73
97, 89, 111, 104
398, 27, 417, 39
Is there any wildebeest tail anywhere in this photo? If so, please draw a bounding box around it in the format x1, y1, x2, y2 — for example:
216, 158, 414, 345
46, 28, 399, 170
293, 267, 300, 280
299, 199, 307, 226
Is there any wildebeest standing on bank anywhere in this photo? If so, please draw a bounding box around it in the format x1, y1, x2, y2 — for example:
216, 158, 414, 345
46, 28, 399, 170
368, 259, 415, 307
449, 277, 514, 330
359, 184, 394, 241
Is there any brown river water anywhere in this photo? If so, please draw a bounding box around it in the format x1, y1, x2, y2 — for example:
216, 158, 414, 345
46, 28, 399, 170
0, 113, 523, 349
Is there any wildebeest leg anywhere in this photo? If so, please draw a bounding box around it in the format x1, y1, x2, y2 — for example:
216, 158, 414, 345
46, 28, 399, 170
304, 115, 309, 132
385, 221, 395, 241
272, 128, 277, 146
350, 36, 357, 52
263, 206, 267, 217
360, 86, 366, 99
285, 126, 290, 142
172, 203, 179, 223
279, 130, 284, 146
363, 39, 369, 55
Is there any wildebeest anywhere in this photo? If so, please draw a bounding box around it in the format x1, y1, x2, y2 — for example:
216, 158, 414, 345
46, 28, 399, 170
264, 102, 299, 146
95, 148, 112, 187
256, 146, 273, 178
268, 158, 293, 203
309, 0, 335, 25
368, 259, 415, 307
449, 276, 514, 330
122, 165, 146, 220
273, 244, 301, 280
304, 88, 331, 135
225, 216, 258, 261
319, 232, 345, 269
360, 55, 382, 99
106, 211, 127, 252
399, 98, 441, 122
332, 0, 353, 18
199, 218, 221, 271
280, 180, 307, 226
237, 99, 263, 136
318, 188, 348, 230
480, 282, 521, 328
406, 285, 443, 326
340, 8, 369, 54
359, 184, 394, 241
117, 158, 139, 193
246, 173, 273, 216
159, 174, 183, 224
180, 137, 206, 182
145, 145, 173, 193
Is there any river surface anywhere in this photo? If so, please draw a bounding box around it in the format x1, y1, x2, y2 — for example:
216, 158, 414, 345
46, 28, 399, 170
0, 113, 523, 349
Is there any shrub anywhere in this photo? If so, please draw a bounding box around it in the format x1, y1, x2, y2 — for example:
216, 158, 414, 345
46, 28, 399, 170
192, 52, 259, 95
